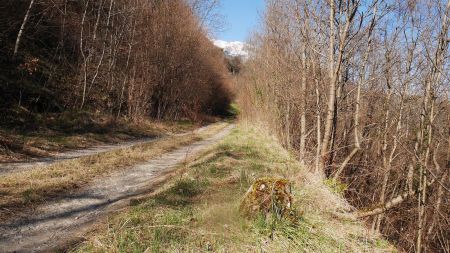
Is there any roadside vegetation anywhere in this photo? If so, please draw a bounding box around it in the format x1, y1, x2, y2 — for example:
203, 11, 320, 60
72, 125, 394, 252
0, 123, 228, 222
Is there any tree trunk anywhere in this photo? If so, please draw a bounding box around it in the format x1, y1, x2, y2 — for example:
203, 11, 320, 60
334, 3, 377, 179
321, 1, 357, 176
79, 0, 90, 109
13, 0, 36, 59
320, 0, 336, 176
299, 42, 307, 164
356, 179, 435, 218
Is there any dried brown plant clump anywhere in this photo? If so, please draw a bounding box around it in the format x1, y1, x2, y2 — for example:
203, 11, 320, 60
240, 177, 294, 220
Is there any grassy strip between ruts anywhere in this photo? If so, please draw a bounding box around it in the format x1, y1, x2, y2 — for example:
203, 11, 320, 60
71, 125, 396, 253
0, 123, 229, 222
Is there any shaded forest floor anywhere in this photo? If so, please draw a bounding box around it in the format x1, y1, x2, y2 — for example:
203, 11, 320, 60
72, 124, 396, 253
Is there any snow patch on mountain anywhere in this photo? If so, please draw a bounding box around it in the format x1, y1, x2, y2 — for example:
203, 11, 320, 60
213, 40, 249, 58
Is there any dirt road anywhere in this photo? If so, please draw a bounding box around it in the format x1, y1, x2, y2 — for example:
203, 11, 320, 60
0, 124, 234, 253
0, 125, 211, 176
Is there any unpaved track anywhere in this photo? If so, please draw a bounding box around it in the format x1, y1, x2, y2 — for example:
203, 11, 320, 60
0, 125, 210, 176
0, 124, 234, 253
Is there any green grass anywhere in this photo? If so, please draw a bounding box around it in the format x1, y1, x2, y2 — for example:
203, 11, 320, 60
72, 125, 395, 253
227, 103, 240, 118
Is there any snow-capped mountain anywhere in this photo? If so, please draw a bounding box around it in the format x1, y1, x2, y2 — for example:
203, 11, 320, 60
212, 40, 249, 58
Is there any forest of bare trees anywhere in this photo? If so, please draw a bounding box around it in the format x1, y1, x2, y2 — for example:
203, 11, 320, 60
0, 0, 233, 122
239, 0, 449, 252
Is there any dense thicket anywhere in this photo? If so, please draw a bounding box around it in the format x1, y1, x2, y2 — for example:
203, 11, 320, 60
0, 0, 232, 122
238, 0, 449, 252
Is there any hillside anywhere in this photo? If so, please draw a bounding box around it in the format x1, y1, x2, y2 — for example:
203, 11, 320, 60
0, 0, 233, 122
237, 1, 450, 252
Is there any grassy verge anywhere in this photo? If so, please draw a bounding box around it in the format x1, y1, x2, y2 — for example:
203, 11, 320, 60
0, 123, 228, 222
71, 125, 395, 253
0, 111, 199, 162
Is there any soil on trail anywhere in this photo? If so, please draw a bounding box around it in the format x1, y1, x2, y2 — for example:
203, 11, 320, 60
0, 125, 210, 176
0, 124, 234, 253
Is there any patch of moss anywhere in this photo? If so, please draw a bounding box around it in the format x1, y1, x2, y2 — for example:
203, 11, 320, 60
324, 178, 348, 195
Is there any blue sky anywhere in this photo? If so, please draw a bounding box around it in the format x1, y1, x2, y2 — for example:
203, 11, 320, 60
217, 0, 265, 42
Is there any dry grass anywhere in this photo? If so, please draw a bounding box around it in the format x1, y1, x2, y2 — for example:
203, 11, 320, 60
71, 125, 396, 253
0, 111, 199, 162
0, 123, 228, 221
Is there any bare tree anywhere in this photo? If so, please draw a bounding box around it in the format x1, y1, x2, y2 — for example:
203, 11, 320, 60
321, 0, 359, 176
334, 1, 378, 179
